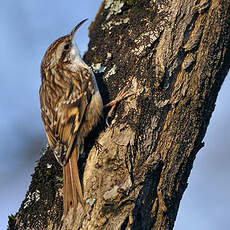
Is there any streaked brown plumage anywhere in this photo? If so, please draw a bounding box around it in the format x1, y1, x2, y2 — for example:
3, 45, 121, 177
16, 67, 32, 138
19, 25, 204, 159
39, 19, 103, 216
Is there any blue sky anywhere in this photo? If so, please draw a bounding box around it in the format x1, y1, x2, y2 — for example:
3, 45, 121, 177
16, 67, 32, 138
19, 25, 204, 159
0, 1, 229, 229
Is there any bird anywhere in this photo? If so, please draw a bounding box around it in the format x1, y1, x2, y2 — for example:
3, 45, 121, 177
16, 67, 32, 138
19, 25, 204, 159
39, 19, 104, 216
39, 19, 132, 217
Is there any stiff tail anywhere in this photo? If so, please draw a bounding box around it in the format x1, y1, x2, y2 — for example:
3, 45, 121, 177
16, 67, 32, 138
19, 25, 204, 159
63, 148, 85, 216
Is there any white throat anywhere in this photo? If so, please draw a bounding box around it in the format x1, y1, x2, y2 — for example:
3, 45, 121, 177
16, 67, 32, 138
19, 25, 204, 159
71, 40, 81, 58
71, 40, 88, 68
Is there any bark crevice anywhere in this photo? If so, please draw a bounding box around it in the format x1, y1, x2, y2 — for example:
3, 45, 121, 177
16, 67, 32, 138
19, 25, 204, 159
9, 0, 230, 229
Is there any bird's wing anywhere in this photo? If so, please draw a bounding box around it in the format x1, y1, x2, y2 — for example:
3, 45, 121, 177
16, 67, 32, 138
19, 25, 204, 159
40, 66, 94, 165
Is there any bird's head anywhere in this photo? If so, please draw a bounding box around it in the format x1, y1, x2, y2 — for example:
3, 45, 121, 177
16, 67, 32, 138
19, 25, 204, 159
41, 19, 88, 69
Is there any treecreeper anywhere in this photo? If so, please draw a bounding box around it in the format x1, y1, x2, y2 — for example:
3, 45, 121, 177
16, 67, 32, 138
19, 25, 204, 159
39, 19, 130, 217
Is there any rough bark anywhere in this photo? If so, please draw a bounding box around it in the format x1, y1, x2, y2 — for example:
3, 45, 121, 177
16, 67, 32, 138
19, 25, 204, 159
9, 0, 230, 229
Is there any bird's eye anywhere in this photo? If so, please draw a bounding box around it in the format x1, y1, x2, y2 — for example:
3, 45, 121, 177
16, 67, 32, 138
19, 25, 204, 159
64, 43, 70, 51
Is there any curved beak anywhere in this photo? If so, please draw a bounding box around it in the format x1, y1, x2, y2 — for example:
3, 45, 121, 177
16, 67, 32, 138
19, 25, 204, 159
70, 18, 88, 38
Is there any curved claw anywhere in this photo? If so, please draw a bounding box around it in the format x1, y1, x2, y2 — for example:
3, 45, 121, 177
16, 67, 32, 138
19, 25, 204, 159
104, 85, 134, 127
105, 116, 111, 127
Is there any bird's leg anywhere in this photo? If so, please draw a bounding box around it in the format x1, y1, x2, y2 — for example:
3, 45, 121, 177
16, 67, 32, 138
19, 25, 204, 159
104, 85, 134, 126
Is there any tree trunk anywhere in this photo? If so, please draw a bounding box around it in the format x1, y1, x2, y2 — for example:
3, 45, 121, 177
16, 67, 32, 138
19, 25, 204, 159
9, 0, 230, 229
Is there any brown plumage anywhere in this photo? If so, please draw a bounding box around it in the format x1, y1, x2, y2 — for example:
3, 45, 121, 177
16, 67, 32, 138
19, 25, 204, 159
39, 19, 103, 216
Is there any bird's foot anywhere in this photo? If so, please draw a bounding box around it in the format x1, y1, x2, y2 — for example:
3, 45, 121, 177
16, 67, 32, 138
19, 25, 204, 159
104, 85, 134, 126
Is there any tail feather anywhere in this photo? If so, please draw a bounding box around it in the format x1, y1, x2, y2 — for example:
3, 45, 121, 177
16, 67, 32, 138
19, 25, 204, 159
63, 148, 85, 216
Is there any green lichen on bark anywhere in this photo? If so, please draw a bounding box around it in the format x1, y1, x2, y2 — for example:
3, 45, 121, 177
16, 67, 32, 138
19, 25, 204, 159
8, 147, 63, 230
9, 0, 230, 229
